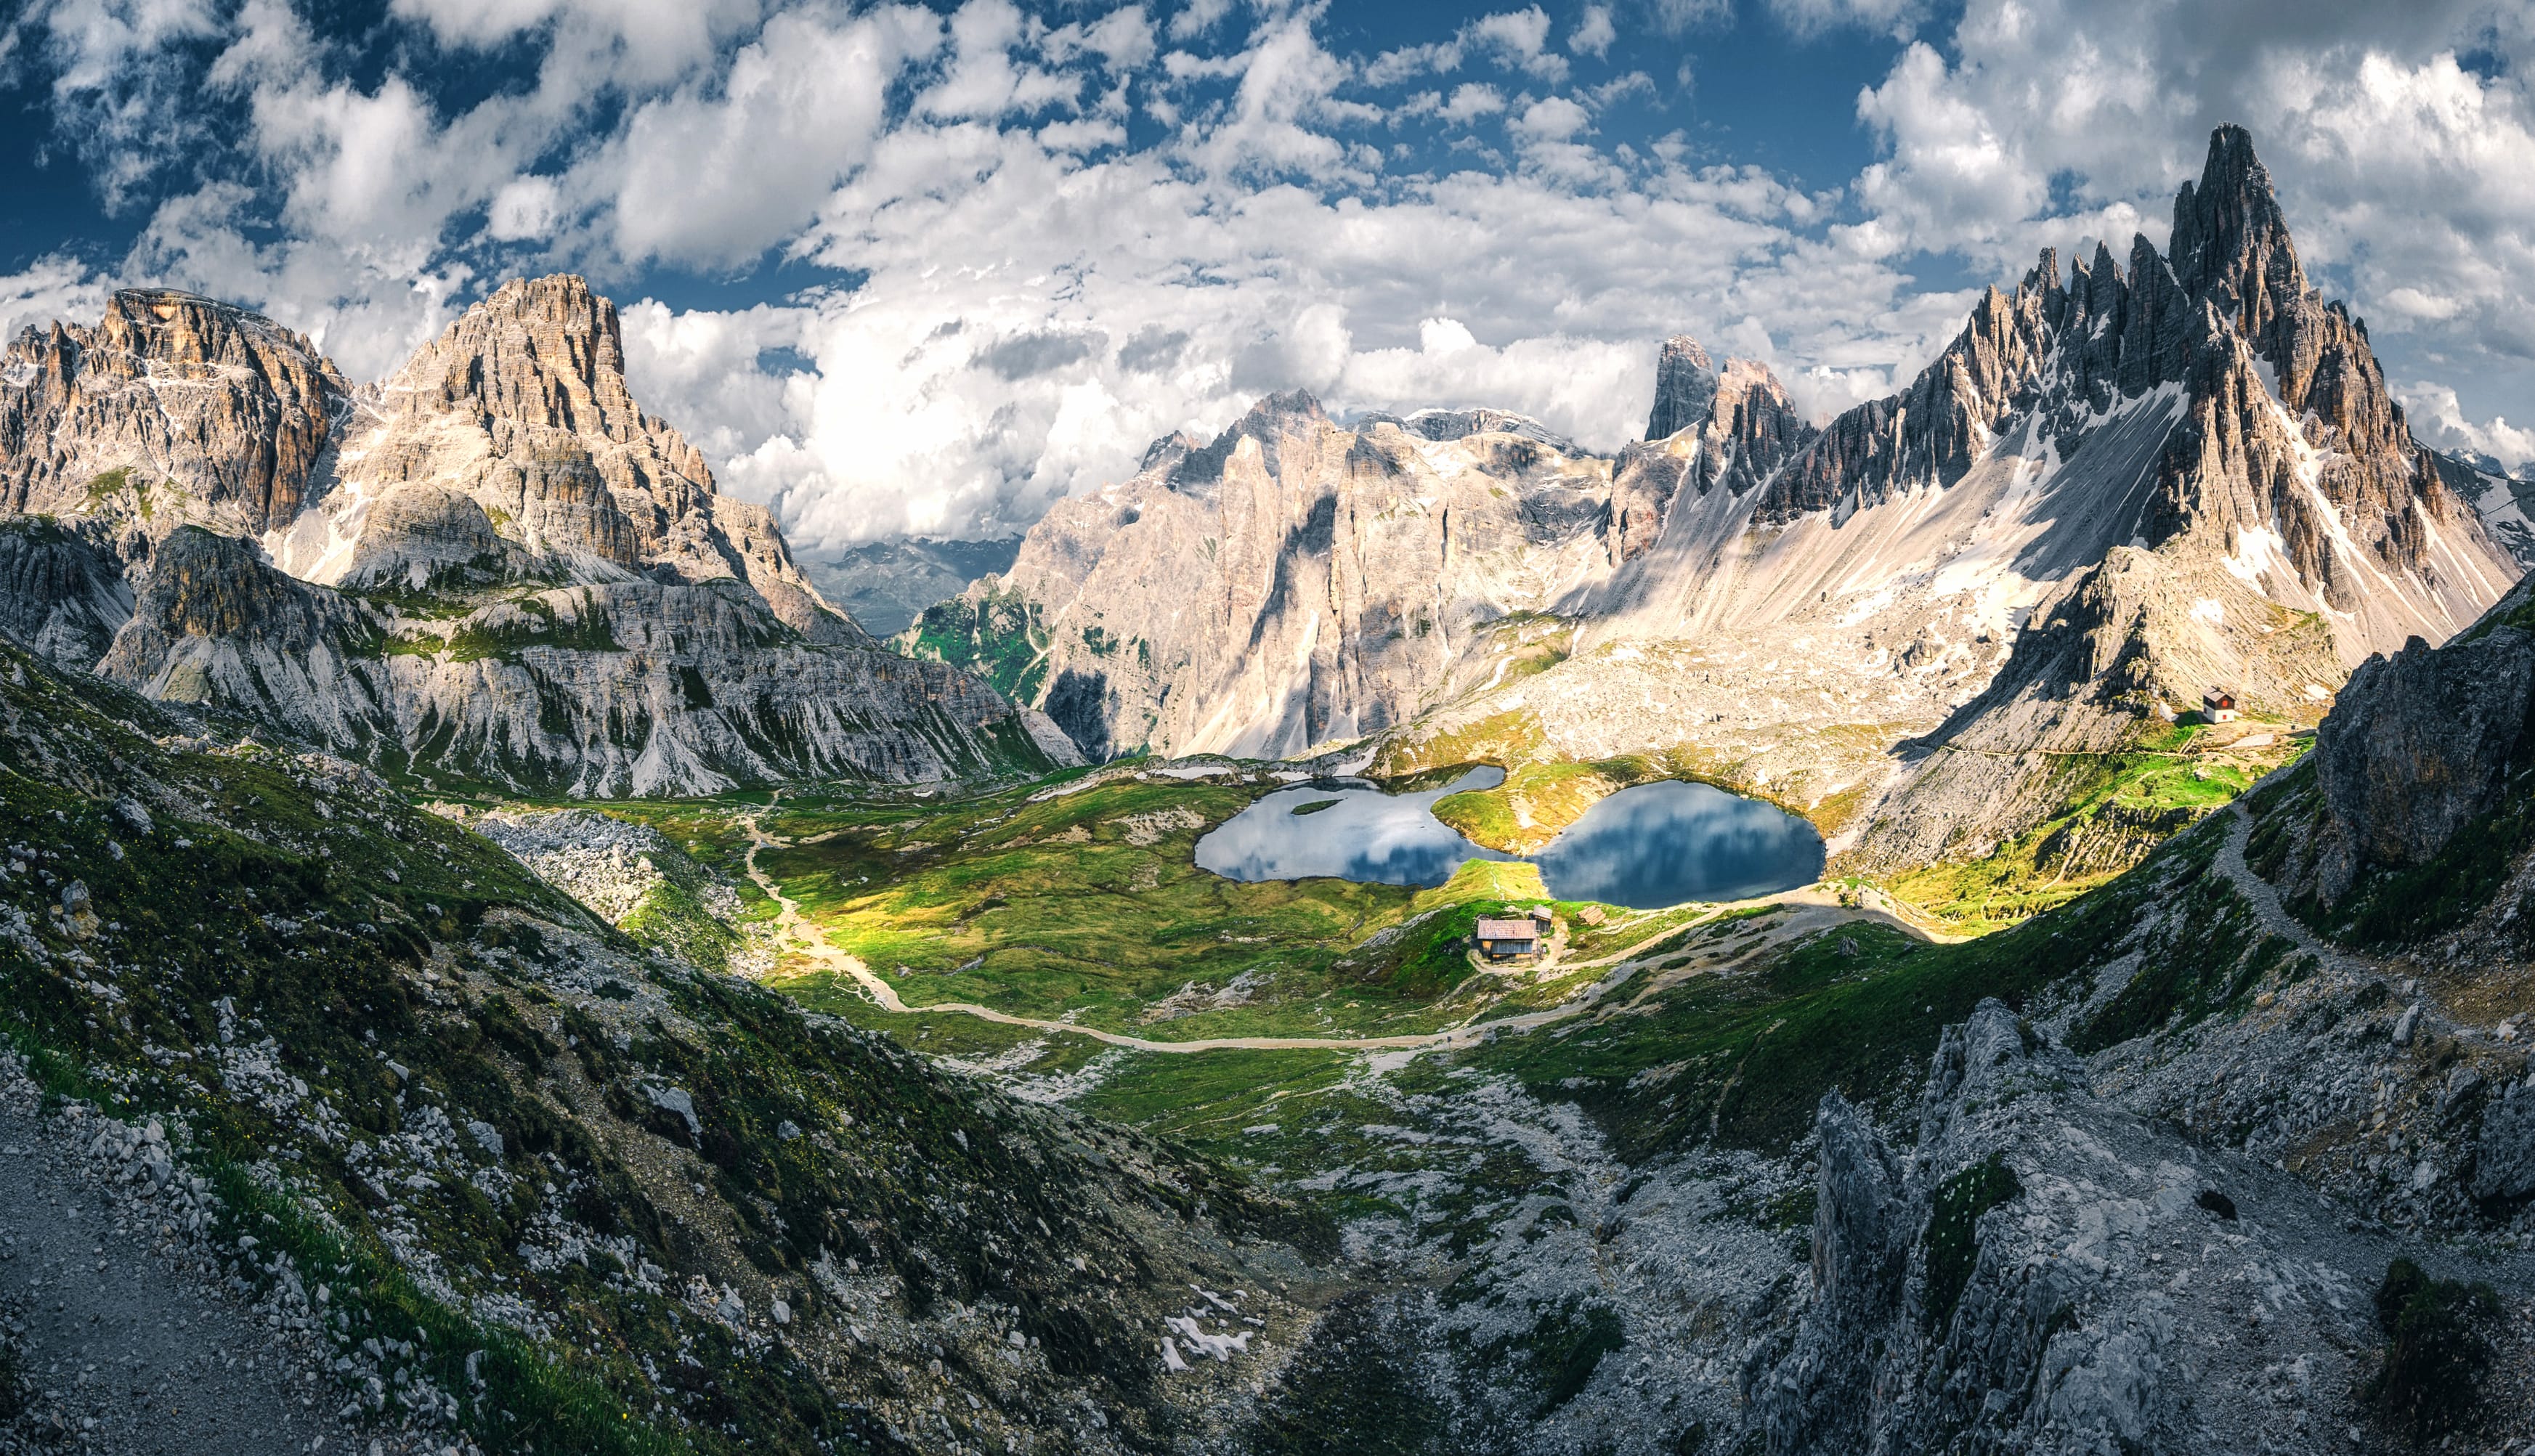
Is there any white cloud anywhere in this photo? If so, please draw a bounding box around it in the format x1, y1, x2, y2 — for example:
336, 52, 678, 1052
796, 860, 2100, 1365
1047, 5, 1155, 73
1464, 7, 1565, 81
1167, 0, 1231, 42
1647, 0, 1732, 34
1847, 0, 2535, 418
386, 0, 753, 84
21, 0, 225, 207
2399, 380, 2535, 473
487, 176, 563, 240
604, 5, 945, 269
1767, 0, 1925, 41
1568, 4, 1615, 58
1439, 82, 1505, 124
14, 0, 2525, 555
1509, 94, 1589, 144
0, 256, 111, 351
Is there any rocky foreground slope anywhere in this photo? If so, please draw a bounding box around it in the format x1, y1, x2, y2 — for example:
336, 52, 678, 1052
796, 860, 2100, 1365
0, 277, 1071, 795
1, 524, 2531, 1456
1180, 566, 2535, 1454
0, 636, 1327, 1455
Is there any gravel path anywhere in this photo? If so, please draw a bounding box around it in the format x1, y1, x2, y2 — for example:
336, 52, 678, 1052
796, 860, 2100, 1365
2210, 802, 2369, 979
0, 1097, 359, 1456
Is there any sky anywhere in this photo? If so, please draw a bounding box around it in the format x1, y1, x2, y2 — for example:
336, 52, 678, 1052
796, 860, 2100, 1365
2, 0, 2532, 551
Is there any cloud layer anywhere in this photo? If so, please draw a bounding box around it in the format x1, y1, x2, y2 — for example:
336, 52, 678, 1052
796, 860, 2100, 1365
4, 0, 2530, 548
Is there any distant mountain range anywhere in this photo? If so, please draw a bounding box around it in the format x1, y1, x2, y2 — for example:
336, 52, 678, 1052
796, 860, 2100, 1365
0, 127, 2523, 895
798, 535, 1021, 638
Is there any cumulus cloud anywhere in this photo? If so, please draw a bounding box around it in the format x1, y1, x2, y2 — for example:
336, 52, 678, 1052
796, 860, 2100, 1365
1568, 4, 1615, 58
607, 5, 946, 269
2399, 380, 2535, 474
1366, 6, 1567, 86
1847, 0, 2535, 418
7, 0, 2525, 552
0, 256, 112, 349
17, 0, 226, 208
1767, 0, 1925, 41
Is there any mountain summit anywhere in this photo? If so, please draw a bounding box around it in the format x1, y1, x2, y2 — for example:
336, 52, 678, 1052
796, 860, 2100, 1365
0, 276, 1076, 794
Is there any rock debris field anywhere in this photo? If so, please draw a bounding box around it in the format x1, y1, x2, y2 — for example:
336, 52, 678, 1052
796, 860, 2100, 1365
0, 1057, 462, 1456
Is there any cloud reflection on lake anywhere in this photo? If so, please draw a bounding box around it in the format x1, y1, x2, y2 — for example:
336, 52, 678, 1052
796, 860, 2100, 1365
1193, 769, 1823, 908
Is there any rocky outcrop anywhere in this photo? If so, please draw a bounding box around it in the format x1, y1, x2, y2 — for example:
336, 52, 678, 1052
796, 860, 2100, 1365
2297, 573, 2535, 902
0, 288, 350, 537
1849, 545, 2345, 867
272, 275, 852, 640
904, 390, 1618, 760
0, 277, 1063, 792
0, 519, 131, 671
1692, 358, 1813, 497
1644, 335, 1721, 442
94, 528, 1050, 794
1814, 127, 2520, 871
1760, 1091, 1906, 1453
1754, 1001, 2388, 1455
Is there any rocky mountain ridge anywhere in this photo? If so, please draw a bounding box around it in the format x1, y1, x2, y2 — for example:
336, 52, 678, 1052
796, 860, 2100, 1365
904, 126, 2522, 898
0, 276, 1073, 794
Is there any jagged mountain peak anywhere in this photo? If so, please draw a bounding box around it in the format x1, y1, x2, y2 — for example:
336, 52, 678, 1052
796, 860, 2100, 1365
377, 272, 691, 475
0, 285, 349, 537
1645, 334, 1719, 440
2167, 123, 2308, 338
1164, 387, 1334, 493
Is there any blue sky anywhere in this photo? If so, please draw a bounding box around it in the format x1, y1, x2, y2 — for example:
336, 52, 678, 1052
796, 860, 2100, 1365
3, 0, 2531, 546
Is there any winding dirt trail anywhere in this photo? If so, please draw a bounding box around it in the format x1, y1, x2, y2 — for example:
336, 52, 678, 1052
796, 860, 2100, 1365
737, 810, 1834, 1057
2210, 801, 2368, 979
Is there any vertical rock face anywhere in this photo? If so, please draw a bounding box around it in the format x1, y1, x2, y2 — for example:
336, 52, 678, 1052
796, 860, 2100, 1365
1693, 359, 1814, 497
0, 521, 133, 672
901, 390, 1621, 760
272, 275, 843, 640
1811, 129, 2522, 870
0, 289, 351, 535
2284, 574, 2535, 903
904, 129, 2515, 817
0, 277, 1068, 793
1644, 335, 1720, 442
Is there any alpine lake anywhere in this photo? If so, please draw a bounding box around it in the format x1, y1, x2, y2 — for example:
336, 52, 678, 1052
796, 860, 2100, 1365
1195, 765, 1825, 908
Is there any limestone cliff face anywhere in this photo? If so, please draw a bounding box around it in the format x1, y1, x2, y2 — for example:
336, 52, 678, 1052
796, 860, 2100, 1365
1753, 1001, 2385, 1455
901, 391, 1619, 760
1761, 126, 2506, 642
1760, 126, 2522, 869
1643, 335, 1721, 442
272, 275, 846, 641
907, 134, 2516, 834
0, 288, 350, 536
0, 277, 1066, 792
0, 521, 133, 672
96, 527, 1048, 795
2260, 572, 2535, 906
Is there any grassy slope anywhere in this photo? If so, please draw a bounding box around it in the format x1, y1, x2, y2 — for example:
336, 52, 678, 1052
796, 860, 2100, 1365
0, 643, 1319, 1455
1886, 722, 2310, 933
735, 760, 2285, 1192
749, 777, 1602, 1042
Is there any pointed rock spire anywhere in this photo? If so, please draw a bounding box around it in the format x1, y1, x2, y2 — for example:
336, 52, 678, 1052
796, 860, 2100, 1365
1645, 335, 1720, 441
2167, 123, 2316, 384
